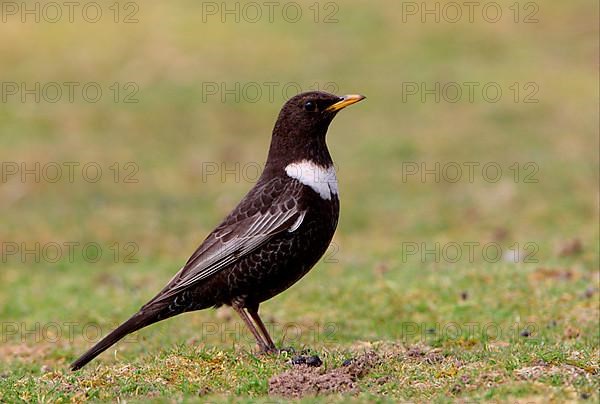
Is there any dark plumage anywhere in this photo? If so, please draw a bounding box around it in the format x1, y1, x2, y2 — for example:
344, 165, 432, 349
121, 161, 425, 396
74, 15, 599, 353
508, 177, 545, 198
71, 91, 365, 370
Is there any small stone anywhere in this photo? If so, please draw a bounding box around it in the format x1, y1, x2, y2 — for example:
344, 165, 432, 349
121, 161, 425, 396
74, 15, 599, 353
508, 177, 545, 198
305, 355, 322, 367
290, 354, 322, 367
290, 356, 306, 365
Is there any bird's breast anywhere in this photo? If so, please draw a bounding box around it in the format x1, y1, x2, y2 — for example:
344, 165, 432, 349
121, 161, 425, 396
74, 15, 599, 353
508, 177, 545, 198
284, 160, 338, 201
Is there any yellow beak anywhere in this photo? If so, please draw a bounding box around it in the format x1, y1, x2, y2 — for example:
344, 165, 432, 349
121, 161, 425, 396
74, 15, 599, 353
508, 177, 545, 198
325, 94, 366, 112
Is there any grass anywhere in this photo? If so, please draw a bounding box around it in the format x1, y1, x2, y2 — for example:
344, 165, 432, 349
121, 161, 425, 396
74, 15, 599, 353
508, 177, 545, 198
0, 1, 598, 402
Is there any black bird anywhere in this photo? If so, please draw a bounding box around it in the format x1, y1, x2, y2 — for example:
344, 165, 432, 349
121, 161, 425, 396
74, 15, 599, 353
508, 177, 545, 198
71, 91, 365, 370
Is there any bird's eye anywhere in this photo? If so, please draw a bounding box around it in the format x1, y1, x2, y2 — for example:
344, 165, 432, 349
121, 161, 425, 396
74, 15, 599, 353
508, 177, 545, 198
304, 101, 317, 112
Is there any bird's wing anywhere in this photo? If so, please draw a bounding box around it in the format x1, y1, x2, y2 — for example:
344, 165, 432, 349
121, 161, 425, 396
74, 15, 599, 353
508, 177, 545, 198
147, 178, 306, 304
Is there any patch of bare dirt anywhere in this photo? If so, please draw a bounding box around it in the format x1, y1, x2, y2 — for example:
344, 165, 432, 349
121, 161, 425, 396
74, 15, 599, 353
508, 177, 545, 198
404, 345, 446, 364
529, 267, 578, 282
268, 351, 380, 398
514, 363, 592, 384
0, 343, 53, 362
402, 344, 465, 368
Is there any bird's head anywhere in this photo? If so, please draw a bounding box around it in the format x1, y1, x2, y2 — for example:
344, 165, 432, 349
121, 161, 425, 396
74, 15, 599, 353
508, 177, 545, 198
267, 91, 365, 168
275, 91, 365, 133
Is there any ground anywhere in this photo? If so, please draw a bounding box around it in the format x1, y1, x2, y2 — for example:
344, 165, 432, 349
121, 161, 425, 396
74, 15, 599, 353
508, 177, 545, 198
0, 1, 598, 402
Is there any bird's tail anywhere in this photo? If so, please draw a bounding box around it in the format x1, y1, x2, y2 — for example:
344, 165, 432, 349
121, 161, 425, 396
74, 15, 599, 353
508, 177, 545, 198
70, 310, 159, 371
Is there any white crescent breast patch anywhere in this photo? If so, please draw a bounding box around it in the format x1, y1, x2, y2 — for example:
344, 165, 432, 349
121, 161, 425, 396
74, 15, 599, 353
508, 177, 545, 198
284, 160, 338, 200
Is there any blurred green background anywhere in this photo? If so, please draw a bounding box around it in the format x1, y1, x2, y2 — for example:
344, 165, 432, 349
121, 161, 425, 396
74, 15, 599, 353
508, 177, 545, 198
0, 1, 598, 401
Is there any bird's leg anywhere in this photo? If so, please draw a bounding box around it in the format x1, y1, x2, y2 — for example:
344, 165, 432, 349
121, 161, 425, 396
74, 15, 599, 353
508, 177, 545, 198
232, 303, 270, 352
247, 305, 277, 352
